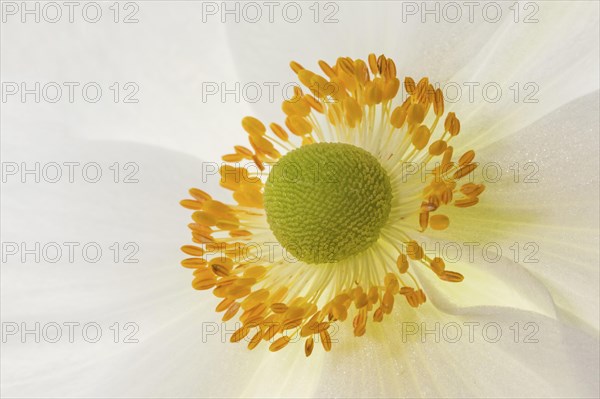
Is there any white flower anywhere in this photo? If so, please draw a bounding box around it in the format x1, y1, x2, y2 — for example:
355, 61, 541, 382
1, 2, 598, 398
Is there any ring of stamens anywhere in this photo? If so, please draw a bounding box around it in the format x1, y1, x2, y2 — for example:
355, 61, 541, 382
180, 53, 485, 356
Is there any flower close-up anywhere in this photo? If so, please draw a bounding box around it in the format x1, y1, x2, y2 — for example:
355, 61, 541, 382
2, 1, 599, 398
180, 54, 485, 355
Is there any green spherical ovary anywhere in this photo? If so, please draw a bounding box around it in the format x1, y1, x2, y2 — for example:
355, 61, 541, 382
264, 142, 392, 264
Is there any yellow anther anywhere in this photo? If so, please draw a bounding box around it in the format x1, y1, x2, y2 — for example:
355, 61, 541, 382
203, 200, 232, 216
181, 245, 205, 256
433, 88, 444, 116
368, 286, 379, 304
440, 271, 464, 282
382, 291, 394, 314
453, 163, 478, 180
385, 275, 400, 295
309, 73, 334, 100
353, 59, 369, 85
222, 302, 240, 321
412, 125, 432, 150
249, 135, 279, 158
180, 199, 204, 210
241, 289, 270, 310
376, 54, 387, 75
233, 186, 263, 208
430, 257, 445, 275
192, 211, 217, 226
442, 146, 454, 168
429, 140, 447, 156
386, 58, 397, 78
290, 60, 304, 73
230, 326, 250, 343
331, 302, 348, 321
180, 258, 207, 269
461, 183, 486, 197
430, 214, 450, 230
285, 115, 313, 136
242, 116, 266, 137
444, 112, 460, 136
441, 188, 453, 205
243, 266, 267, 279
415, 77, 430, 103
282, 96, 311, 117
455, 197, 480, 207
297, 69, 315, 87
368, 53, 378, 75
406, 241, 424, 260
383, 78, 400, 101
337, 57, 355, 75
404, 77, 416, 94
248, 331, 263, 350
397, 254, 409, 273
318, 60, 336, 79
216, 297, 235, 312
459, 150, 475, 166
407, 103, 425, 125
210, 264, 229, 277
192, 276, 217, 291
365, 81, 383, 106
419, 211, 429, 231
222, 154, 244, 162
343, 97, 363, 126
230, 229, 252, 237
373, 307, 384, 322
234, 145, 254, 157
304, 337, 314, 357
189, 188, 211, 201
304, 94, 325, 113
354, 293, 368, 308
320, 330, 332, 352
269, 123, 289, 141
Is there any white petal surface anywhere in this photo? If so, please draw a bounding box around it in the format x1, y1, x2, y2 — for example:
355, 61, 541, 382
426, 91, 600, 333
449, 2, 600, 150
1, 4, 252, 161
311, 305, 599, 398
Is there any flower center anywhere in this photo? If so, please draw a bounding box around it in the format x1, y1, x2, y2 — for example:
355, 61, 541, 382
181, 53, 482, 355
264, 142, 392, 264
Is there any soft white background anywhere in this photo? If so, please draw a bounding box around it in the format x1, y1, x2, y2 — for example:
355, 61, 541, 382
1, 1, 599, 398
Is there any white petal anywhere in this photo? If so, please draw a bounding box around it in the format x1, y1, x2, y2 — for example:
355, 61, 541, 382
429, 91, 600, 333
415, 251, 557, 318
449, 3, 599, 149
0, 135, 209, 395
1, 4, 252, 161
307, 306, 599, 398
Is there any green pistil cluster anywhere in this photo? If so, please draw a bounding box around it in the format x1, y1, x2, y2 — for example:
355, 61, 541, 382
264, 142, 392, 264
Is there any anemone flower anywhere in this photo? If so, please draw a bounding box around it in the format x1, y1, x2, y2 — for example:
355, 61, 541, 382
1, 1, 598, 398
